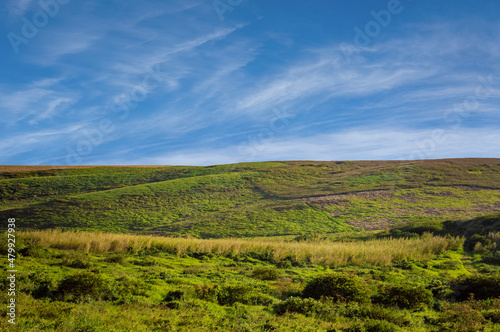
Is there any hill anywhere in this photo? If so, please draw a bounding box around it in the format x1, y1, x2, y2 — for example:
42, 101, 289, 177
1, 158, 500, 237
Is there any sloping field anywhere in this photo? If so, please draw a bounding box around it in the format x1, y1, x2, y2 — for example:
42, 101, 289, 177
1, 159, 500, 237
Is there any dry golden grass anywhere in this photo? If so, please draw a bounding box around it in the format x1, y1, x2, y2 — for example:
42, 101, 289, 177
19, 230, 463, 267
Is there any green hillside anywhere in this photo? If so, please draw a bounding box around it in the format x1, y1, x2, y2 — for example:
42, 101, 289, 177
2, 159, 500, 331
1, 159, 500, 237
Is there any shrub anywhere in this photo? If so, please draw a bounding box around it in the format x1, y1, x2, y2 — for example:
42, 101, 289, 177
302, 273, 370, 303
273, 296, 325, 316
32, 280, 56, 299
247, 292, 276, 306
375, 284, 432, 309
18, 244, 50, 258
56, 271, 108, 302
60, 252, 93, 269
482, 251, 500, 265
434, 260, 462, 270
426, 279, 449, 299
251, 267, 280, 280
483, 310, 500, 324
342, 303, 411, 327
193, 283, 220, 302
109, 276, 150, 303
364, 319, 399, 332
163, 290, 185, 302
29, 272, 57, 299
451, 274, 500, 301
131, 257, 157, 266
162, 290, 185, 309
437, 303, 486, 332
105, 254, 126, 264
217, 285, 251, 306
275, 260, 292, 269
464, 234, 491, 251
62, 258, 93, 269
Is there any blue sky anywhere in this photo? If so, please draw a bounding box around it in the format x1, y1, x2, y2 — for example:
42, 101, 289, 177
1, 0, 499, 166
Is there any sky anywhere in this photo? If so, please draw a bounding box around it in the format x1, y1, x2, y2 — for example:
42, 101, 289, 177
1, 0, 499, 166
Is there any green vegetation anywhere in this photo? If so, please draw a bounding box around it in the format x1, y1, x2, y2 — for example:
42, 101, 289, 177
1, 159, 500, 330
301, 273, 370, 303
1, 230, 500, 331
2, 159, 500, 237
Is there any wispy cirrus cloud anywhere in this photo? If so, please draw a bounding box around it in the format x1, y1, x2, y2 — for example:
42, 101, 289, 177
99, 126, 500, 166
1, 0, 499, 165
5, 0, 34, 18
0, 124, 84, 160
0, 79, 78, 125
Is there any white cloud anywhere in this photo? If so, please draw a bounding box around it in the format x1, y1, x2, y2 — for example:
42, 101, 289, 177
0, 81, 77, 125
0, 124, 84, 159
117, 127, 500, 166
6, 0, 33, 18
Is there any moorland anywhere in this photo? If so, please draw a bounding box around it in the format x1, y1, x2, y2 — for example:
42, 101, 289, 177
1, 158, 500, 331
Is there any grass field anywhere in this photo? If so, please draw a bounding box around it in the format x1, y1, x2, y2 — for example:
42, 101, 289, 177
1, 159, 500, 331
2, 159, 500, 237
1, 230, 500, 331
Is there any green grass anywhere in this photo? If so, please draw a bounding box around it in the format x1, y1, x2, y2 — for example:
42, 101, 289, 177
2, 159, 500, 330
2, 159, 500, 237
1, 230, 500, 331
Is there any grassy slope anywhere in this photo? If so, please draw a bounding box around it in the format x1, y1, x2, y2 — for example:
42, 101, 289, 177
1, 159, 500, 237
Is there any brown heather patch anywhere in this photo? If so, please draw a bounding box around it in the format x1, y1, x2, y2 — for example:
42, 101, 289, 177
295, 190, 396, 205
345, 219, 408, 231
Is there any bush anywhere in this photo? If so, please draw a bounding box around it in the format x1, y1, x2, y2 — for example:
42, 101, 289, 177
60, 252, 93, 269
29, 272, 57, 299
161, 290, 185, 309
217, 285, 251, 306
109, 276, 150, 303
251, 267, 280, 280
375, 284, 432, 309
163, 290, 185, 302
464, 234, 491, 251
342, 303, 411, 327
193, 283, 220, 302
247, 292, 276, 306
482, 251, 500, 265
32, 280, 56, 299
56, 271, 108, 302
18, 244, 50, 258
435, 260, 462, 270
364, 320, 399, 332
275, 260, 292, 269
426, 279, 450, 299
62, 258, 93, 269
437, 303, 486, 332
273, 296, 325, 316
452, 274, 500, 301
105, 254, 126, 264
302, 273, 370, 303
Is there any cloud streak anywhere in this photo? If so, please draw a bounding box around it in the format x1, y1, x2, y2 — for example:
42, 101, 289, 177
1, 1, 499, 165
